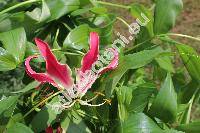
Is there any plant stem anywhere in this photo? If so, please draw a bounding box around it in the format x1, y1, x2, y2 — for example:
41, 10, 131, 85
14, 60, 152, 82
23, 90, 62, 119
185, 89, 199, 124
0, 0, 41, 16
159, 33, 200, 42
61, 22, 72, 31
116, 17, 131, 29
124, 38, 152, 53
51, 49, 85, 56
95, 1, 130, 10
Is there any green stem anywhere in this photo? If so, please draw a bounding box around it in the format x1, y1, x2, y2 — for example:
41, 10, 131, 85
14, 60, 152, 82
185, 89, 199, 124
0, 0, 41, 16
182, 95, 194, 124
95, 1, 130, 9
51, 49, 85, 56
159, 33, 200, 42
124, 38, 152, 53
23, 90, 62, 119
116, 17, 131, 29
61, 22, 72, 31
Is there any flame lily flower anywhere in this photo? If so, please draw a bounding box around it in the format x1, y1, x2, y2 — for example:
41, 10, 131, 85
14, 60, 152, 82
25, 32, 118, 101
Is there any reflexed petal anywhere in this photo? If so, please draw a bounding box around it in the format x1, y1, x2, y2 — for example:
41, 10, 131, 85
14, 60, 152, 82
25, 55, 57, 87
99, 48, 119, 74
80, 32, 99, 73
76, 49, 118, 95
27, 38, 74, 89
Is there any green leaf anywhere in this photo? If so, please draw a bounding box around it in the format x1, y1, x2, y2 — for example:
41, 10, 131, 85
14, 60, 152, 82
154, 0, 183, 34
0, 95, 19, 115
7, 122, 34, 133
155, 56, 175, 73
90, 7, 107, 15
25, 42, 39, 57
178, 80, 199, 104
6, 113, 24, 129
63, 24, 90, 50
93, 14, 116, 45
177, 104, 189, 123
117, 83, 156, 121
61, 110, 91, 133
110, 47, 163, 88
26, 0, 50, 22
0, 95, 19, 132
149, 73, 177, 122
46, 0, 80, 21
0, 47, 16, 71
177, 121, 200, 133
64, 14, 116, 50
0, 27, 26, 64
0, 14, 12, 32
71, 8, 90, 16
130, 3, 154, 37
12, 81, 40, 94
118, 113, 162, 133
176, 44, 200, 82
130, 3, 154, 50
128, 83, 156, 113
30, 97, 58, 132
117, 86, 134, 121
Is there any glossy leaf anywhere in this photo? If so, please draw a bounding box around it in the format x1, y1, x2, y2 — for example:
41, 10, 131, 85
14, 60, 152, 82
26, 0, 50, 22
30, 97, 58, 132
176, 44, 200, 82
0, 27, 26, 64
0, 95, 19, 132
0, 95, 19, 115
118, 113, 162, 133
149, 73, 177, 122
25, 42, 39, 57
0, 47, 16, 71
64, 14, 116, 50
46, 0, 80, 21
63, 24, 90, 50
154, 0, 183, 34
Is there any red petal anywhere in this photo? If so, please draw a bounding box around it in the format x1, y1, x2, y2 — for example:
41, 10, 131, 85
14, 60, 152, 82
35, 38, 73, 89
25, 55, 57, 87
80, 32, 99, 73
56, 125, 63, 133
45, 126, 53, 133
99, 48, 119, 74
